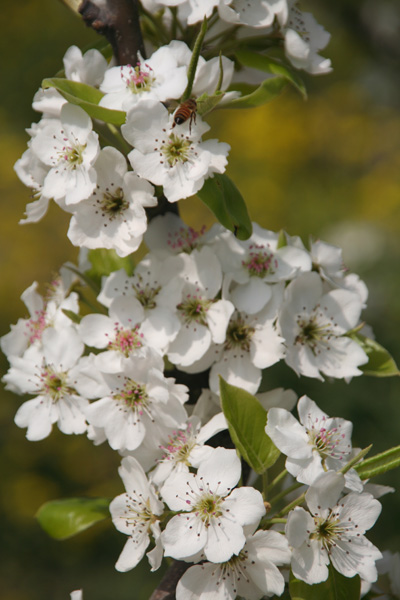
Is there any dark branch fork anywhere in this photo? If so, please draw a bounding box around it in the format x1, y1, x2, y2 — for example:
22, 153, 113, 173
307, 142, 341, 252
79, 0, 146, 66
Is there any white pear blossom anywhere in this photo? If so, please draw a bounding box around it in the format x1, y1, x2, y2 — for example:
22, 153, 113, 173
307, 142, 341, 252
78, 352, 188, 452
309, 239, 345, 283
31, 46, 108, 120
30, 103, 99, 205
176, 528, 291, 600
161, 448, 266, 562
168, 247, 235, 367
4, 328, 88, 441
278, 271, 369, 380
144, 213, 208, 257
1, 276, 79, 359
190, 388, 222, 423
151, 412, 227, 486
192, 55, 236, 100
374, 551, 400, 599
99, 41, 188, 111
63, 45, 108, 87
67, 146, 157, 256
14, 117, 59, 223
97, 254, 184, 353
122, 99, 230, 203
78, 296, 148, 373
149, 0, 222, 25
144, 214, 225, 261
266, 395, 362, 489
286, 471, 382, 584
219, 0, 288, 29
183, 306, 285, 395
32, 87, 66, 117
280, 2, 332, 75
14, 147, 51, 224
217, 225, 311, 314
110, 456, 164, 572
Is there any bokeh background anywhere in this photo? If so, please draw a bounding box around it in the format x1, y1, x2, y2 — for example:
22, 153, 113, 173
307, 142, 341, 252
1, 1, 399, 598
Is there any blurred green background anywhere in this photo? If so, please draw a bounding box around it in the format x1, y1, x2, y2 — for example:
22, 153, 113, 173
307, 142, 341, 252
1, 1, 399, 598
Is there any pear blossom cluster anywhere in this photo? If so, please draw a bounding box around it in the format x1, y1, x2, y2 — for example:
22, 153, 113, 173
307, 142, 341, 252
15, 40, 232, 251
2, 213, 387, 597
15, 0, 331, 247
141, 0, 331, 75
3, 216, 371, 438
5, 2, 398, 599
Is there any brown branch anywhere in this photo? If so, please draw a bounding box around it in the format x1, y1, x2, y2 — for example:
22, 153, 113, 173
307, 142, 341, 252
77, 3, 180, 219
149, 561, 189, 600
79, 0, 146, 64
146, 193, 180, 222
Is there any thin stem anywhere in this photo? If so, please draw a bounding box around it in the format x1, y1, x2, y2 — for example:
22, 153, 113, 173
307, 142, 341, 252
262, 471, 269, 501
274, 492, 306, 519
266, 468, 288, 493
269, 481, 303, 507
204, 25, 239, 47
106, 124, 132, 154
182, 17, 208, 101
206, 10, 219, 31
140, 5, 170, 45
262, 517, 287, 526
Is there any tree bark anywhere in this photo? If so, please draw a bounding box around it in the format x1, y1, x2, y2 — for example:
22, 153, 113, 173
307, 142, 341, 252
149, 561, 189, 600
79, 0, 145, 64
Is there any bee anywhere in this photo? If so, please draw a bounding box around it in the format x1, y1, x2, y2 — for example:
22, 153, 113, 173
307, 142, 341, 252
172, 98, 197, 132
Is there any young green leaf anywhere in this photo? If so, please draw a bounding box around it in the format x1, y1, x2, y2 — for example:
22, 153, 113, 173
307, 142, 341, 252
277, 229, 288, 249
289, 566, 360, 600
196, 91, 226, 117
224, 76, 288, 109
235, 50, 307, 98
349, 333, 400, 377
87, 249, 134, 282
355, 445, 400, 480
61, 309, 82, 324
197, 173, 252, 240
42, 78, 126, 126
219, 378, 280, 473
36, 497, 110, 540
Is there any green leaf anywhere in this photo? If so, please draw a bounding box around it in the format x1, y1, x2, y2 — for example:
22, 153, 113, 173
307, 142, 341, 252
42, 78, 126, 126
63, 263, 101, 296
43, 77, 104, 103
61, 309, 81, 324
219, 378, 280, 474
224, 76, 288, 109
355, 445, 400, 480
36, 497, 110, 540
197, 173, 252, 240
277, 229, 287, 249
339, 445, 372, 475
235, 49, 307, 98
87, 249, 134, 282
349, 333, 400, 377
196, 91, 226, 117
289, 566, 360, 600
